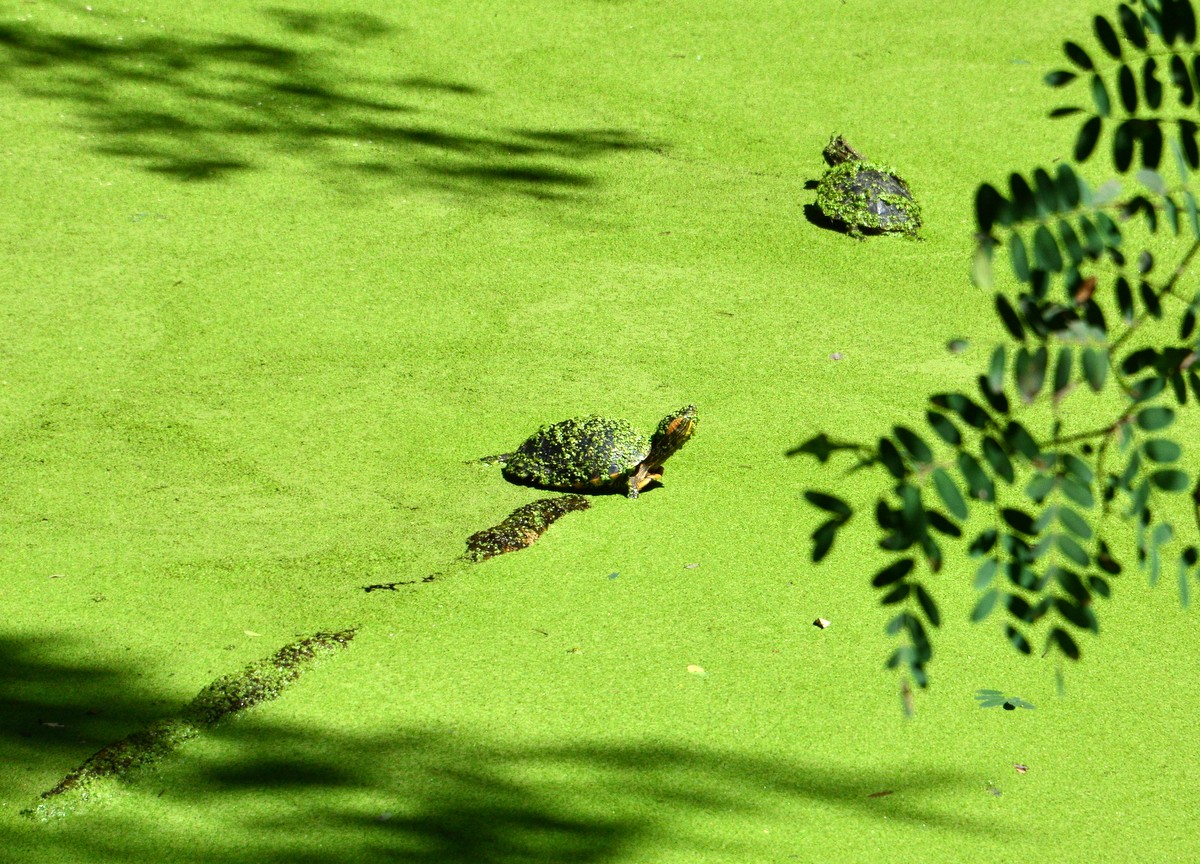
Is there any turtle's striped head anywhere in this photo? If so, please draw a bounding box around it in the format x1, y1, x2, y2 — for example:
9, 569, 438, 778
646, 405, 697, 465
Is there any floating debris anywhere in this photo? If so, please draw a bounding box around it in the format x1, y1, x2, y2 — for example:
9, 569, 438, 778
813, 617, 831, 629
1014, 763, 1028, 774
24, 629, 356, 821
829, 352, 845, 360
463, 495, 591, 563
867, 790, 894, 798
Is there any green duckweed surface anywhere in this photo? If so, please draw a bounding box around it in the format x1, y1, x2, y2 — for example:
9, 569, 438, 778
3, 1, 1199, 861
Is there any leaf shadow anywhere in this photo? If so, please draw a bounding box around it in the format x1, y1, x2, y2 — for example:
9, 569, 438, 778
0, 7, 663, 198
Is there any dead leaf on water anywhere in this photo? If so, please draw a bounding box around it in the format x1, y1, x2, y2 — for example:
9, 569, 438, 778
686, 664, 706, 676
867, 790, 893, 798
813, 618, 831, 629
244, 630, 261, 638
684, 563, 699, 569
1014, 763, 1028, 774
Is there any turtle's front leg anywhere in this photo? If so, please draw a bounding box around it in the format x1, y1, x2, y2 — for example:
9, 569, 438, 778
627, 477, 640, 499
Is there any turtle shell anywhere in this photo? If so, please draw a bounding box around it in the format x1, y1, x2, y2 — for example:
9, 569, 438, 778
815, 160, 922, 236
502, 415, 650, 491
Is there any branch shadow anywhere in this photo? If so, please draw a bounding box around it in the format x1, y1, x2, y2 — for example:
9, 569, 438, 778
0, 634, 170, 786
8, 717, 1025, 863
0, 7, 662, 197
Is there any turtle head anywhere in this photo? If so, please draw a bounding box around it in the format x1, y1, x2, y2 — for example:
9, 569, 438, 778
649, 405, 698, 461
627, 405, 698, 497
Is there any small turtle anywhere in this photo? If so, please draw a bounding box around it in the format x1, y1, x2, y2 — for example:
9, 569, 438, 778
814, 134, 922, 239
483, 405, 697, 498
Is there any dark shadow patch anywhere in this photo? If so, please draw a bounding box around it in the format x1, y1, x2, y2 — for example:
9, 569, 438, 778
803, 202, 846, 233
397, 76, 482, 95
8, 720, 1024, 862
0, 10, 662, 198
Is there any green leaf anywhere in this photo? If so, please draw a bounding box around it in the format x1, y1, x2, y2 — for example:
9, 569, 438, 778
1090, 76, 1111, 120
925, 410, 961, 446
1033, 167, 1061, 212
1151, 469, 1190, 491
1185, 189, 1200, 237
1077, 215, 1103, 257
1137, 406, 1175, 431
1054, 565, 1091, 602
1059, 475, 1095, 509
1004, 421, 1041, 461
871, 557, 914, 588
957, 451, 995, 502
881, 583, 910, 605
1056, 220, 1085, 266
1058, 506, 1093, 539
1056, 597, 1100, 632
972, 589, 999, 622
1015, 345, 1048, 403
1139, 279, 1162, 319
1061, 452, 1093, 485
930, 392, 991, 429
975, 183, 1009, 232
1048, 627, 1081, 660
1009, 173, 1037, 219
1116, 275, 1135, 322
994, 296, 1024, 343
1026, 472, 1055, 503
1081, 346, 1108, 391
1008, 234, 1031, 283
984, 348, 1003, 396
1056, 163, 1082, 207
804, 491, 852, 518
969, 528, 998, 557
1045, 69, 1077, 87
1063, 40, 1094, 70
1032, 224, 1063, 272
914, 584, 941, 627
932, 467, 968, 520
926, 510, 961, 538
1052, 346, 1073, 399
1006, 624, 1033, 654
982, 436, 1015, 483
1143, 438, 1181, 463
972, 241, 995, 289
1094, 14, 1123, 59
1118, 3, 1148, 49
1119, 450, 1143, 490
893, 426, 933, 464
974, 557, 998, 590
1057, 533, 1090, 567
1002, 507, 1036, 535
878, 437, 907, 478
1165, 195, 1181, 234
1136, 167, 1166, 194
1075, 115, 1103, 162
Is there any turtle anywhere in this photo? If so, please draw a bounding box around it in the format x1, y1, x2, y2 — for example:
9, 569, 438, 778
483, 405, 698, 498
814, 134, 922, 239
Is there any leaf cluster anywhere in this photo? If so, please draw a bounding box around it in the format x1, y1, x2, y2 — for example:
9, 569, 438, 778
794, 0, 1200, 698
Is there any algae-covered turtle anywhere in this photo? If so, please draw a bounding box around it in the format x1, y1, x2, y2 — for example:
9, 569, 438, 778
484, 405, 698, 498
815, 134, 922, 239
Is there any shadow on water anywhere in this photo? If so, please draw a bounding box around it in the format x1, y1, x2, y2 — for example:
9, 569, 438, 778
0, 7, 661, 196
0, 635, 169, 785
4, 710, 1023, 862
